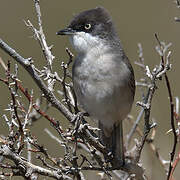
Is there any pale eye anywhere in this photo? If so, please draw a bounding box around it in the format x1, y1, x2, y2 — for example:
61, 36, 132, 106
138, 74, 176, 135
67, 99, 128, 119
84, 23, 91, 30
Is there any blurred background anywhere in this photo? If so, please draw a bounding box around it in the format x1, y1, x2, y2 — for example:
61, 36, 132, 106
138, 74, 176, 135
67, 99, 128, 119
0, 0, 180, 179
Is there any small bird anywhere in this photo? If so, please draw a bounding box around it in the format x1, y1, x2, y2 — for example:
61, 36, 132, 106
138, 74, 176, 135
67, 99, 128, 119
57, 7, 135, 167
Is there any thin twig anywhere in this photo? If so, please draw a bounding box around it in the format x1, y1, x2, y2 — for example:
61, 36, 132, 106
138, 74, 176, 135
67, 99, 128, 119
33, 0, 55, 70
155, 34, 177, 180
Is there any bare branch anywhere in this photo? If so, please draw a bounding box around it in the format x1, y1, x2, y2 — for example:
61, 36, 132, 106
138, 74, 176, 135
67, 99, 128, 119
32, 0, 54, 69
0, 144, 72, 180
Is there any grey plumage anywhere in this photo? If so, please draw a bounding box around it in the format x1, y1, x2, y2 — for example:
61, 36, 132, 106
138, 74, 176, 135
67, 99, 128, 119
57, 7, 135, 167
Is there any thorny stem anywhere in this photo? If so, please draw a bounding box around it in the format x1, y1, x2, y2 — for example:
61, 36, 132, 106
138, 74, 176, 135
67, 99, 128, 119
61, 61, 72, 113
155, 33, 177, 180
33, 0, 54, 71
4, 61, 24, 152
166, 73, 177, 180
61, 48, 74, 113
17, 82, 64, 135
135, 83, 156, 162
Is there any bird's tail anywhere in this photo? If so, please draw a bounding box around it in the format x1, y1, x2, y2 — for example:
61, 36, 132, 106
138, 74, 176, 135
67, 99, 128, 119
99, 120, 124, 168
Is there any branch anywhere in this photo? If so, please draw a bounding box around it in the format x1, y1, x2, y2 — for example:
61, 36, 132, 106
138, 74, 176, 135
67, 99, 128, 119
0, 144, 72, 180
0, 38, 74, 122
154, 34, 177, 180
31, 0, 54, 69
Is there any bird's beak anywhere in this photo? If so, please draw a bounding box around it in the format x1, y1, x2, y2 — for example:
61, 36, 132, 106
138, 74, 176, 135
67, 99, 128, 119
56, 27, 76, 35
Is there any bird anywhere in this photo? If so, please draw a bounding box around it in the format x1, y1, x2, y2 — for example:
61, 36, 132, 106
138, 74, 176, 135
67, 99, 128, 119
57, 7, 135, 167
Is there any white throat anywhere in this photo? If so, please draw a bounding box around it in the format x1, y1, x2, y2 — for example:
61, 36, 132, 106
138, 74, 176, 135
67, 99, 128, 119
69, 32, 106, 54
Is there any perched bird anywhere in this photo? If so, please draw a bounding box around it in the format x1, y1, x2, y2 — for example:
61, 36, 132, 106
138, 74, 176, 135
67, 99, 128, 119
57, 7, 135, 167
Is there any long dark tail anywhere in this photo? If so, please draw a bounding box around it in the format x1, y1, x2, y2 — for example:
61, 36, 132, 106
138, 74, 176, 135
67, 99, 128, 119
99, 121, 124, 167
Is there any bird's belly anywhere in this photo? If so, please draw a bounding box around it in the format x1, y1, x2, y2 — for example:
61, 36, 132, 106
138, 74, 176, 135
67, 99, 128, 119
73, 76, 132, 129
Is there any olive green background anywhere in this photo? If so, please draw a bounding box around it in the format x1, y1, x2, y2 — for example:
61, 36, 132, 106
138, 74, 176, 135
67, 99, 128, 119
0, 0, 180, 179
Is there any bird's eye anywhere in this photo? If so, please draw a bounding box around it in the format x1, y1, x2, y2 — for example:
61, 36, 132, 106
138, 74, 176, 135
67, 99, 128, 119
84, 23, 91, 30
